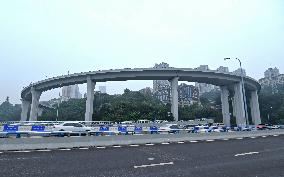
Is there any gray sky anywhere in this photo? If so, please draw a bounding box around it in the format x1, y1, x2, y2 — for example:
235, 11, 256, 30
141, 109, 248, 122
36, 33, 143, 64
1, 0, 284, 104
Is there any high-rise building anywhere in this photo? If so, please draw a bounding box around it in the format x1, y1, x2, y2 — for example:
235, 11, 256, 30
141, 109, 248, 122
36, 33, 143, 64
61, 84, 82, 101
153, 62, 171, 103
259, 67, 284, 93
99, 86, 106, 93
178, 83, 199, 106
195, 65, 215, 95
264, 67, 280, 78
233, 68, 246, 76
217, 66, 229, 73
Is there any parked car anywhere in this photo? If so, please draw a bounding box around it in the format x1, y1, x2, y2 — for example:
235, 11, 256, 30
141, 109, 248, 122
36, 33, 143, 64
159, 124, 180, 133
53, 122, 91, 132
266, 124, 281, 130
183, 124, 197, 133
193, 125, 210, 133
256, 124, 267, 130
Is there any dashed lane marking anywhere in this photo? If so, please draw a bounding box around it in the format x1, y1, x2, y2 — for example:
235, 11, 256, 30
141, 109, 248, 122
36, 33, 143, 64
13, 151, 31, 153
236, 137, 243, 140
113, 145, 122, 148
190, 141, 198, 143
145, 143, 155, 146
130, 144, 139, 147
148, 158, 155, 161
134, 162, 174, 169
273, 135, 279, 137
206, 140, 214, 142
262, 136, 267, 138
78, 147, 89, 150
59, 149, 71, 151
36, 149, 51, 152
235, 152, 259, 157
96, 146, 106, 149
161, 142, 170, 145
177, 141, 185, 144
250, 137, 256, 139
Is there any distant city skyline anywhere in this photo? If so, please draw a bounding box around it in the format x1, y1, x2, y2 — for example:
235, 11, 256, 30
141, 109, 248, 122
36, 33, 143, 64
0, 0, 283, 104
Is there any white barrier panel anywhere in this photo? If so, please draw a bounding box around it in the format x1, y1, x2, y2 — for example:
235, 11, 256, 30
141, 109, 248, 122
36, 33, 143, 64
143, 127, 149, 132
92, 127, 100, 132
18, 126, 32, 132
109, 127, 119, 133
44, 126, 54, 131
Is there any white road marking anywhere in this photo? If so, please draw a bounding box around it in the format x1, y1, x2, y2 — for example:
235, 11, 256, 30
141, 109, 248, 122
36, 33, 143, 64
130, 144, 139, 147
113, 145, 122, 148
262, 136, 267, 138
145, 143, 154, 146
273, 135, 279, 137
161, 142, 170, 145
13, 150, 31, 153
223, 139, 229, 141
59, 149, 71, 151
190, 141, 198, 143
250, 137, 256, 139
177, 141, 185, 144
96, 146, 106, 149
206, 140, 214, 142
134, 162, 174, 169
235, 152, 259, 157
36, 149, 51, 152
0, 152, 3, 154
236, 137, 243, 140
148, 158, 155, 161
79, 147, 89, 150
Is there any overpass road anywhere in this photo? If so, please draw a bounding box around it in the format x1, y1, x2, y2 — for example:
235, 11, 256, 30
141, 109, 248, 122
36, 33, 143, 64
1, 135, 283, 177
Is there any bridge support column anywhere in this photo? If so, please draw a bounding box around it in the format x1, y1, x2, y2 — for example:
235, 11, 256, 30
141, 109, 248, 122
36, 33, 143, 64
29, 87, 42, 121
85, 76, 95, 122
220, 86, 230, 127
250, 90, 261, 125
170, 77, 179, 121
233, 82, 246, 127
21, 99, 30, 121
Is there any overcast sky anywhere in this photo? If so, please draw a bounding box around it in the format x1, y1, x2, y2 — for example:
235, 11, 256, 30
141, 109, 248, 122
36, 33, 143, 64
1, 0, 284, 104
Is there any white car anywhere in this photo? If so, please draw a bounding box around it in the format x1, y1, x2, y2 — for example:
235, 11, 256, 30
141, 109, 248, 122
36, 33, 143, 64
194, 125, 210, 133
53, 122, 91, 132
159, 124, 180, 133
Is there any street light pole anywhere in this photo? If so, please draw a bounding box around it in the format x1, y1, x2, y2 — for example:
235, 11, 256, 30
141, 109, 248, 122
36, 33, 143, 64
224, 57, 249, 126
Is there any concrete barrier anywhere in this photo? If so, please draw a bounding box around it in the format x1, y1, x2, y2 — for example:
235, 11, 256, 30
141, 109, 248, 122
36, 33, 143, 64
0, 130, 283, 151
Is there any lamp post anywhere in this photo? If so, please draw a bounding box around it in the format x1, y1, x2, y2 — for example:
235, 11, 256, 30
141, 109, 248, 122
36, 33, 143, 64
224, 57, 249, 126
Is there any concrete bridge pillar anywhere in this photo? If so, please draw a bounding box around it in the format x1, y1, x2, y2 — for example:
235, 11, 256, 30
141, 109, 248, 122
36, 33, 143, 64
250, 90, 261, 125
21, 99, 30, 121
170, 77, 179, 121
233, 82, 246, 127
29, 87, 42, 121
220, 86, 230, 127
85, 75, 95, 121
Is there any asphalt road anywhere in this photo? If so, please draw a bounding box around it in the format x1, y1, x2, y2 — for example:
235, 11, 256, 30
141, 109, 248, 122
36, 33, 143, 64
1, 135, 284, 177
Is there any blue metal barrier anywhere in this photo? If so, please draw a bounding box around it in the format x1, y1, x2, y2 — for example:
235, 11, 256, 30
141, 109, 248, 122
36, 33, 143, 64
118, 126, 128, 134
150, 126, 158, 134
31, 125, 45, 132
134, 126, 142, 134
4, 125, 18, 132
99, 126, 109, 132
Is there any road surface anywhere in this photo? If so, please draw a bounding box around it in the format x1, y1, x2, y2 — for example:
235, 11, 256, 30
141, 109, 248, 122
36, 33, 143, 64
0, 135, 283, 177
